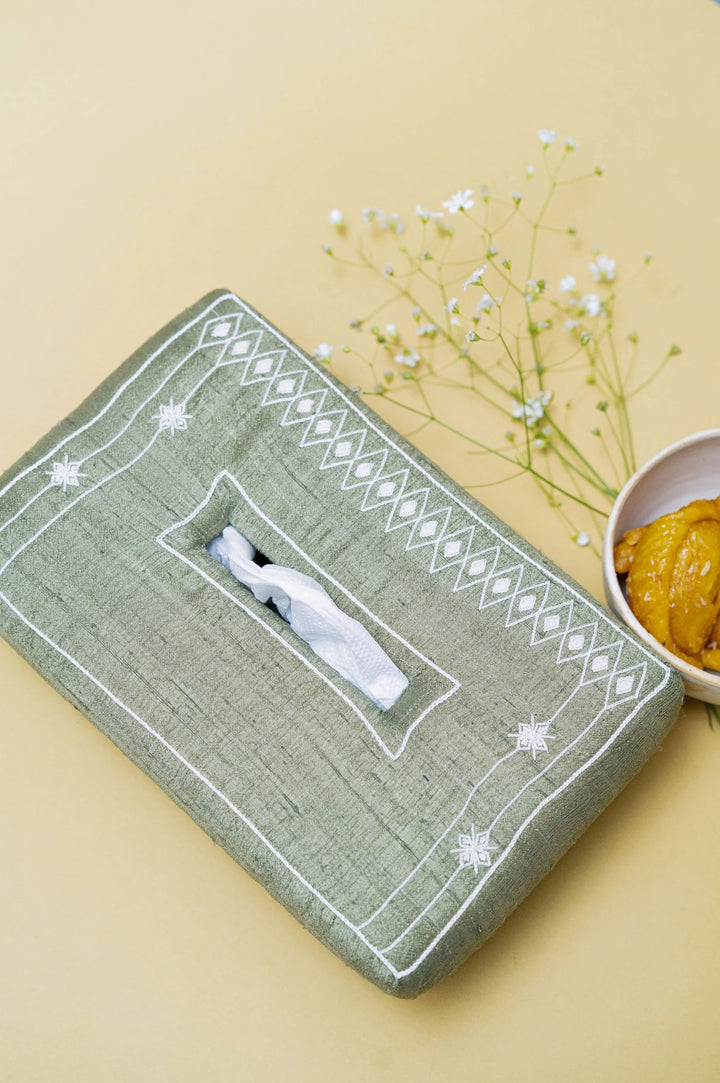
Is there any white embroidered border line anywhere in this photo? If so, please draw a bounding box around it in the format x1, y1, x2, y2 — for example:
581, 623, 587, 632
0, 574, 674, 981
0, 293, 675, 982
0, 295, 227, 509
376, 693, 609, 955
0, 311, 260, 563
0, 301, 260, 538
0, 587, 395, 974
388, 668, 671, 980
157, 469, 461, 761
357, 682, 581, 930
378, 868, 465, 955
0, 431, 161, 580
0, 484, 57, 537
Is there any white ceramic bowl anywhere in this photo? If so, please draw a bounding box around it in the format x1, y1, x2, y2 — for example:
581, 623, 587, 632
602, 428, 720, 703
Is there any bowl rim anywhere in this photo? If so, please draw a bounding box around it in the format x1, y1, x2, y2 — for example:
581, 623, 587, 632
603, 427, 720, 690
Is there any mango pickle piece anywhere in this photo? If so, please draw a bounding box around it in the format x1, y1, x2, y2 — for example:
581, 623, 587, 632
626, 499, 720, 647
707, 610, 720, 650
701, 647, 720, 671
613, 526, 646, 574
668, 519, 720, 655
665, 635, 704, 667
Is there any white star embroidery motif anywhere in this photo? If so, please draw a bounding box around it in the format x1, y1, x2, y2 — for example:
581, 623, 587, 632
153, 398, 192, 435
508, 714, 556, 759
46, 454, 87, 493
451, 824, 498, 874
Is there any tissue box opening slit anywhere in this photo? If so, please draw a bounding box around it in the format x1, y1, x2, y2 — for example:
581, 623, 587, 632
207, 523, 409, 711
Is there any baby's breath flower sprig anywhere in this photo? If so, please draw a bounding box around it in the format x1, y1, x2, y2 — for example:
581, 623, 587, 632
316, 132, 679, 563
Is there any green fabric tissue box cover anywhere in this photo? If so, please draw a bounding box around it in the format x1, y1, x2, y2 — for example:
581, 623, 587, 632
0, 289, 683, 997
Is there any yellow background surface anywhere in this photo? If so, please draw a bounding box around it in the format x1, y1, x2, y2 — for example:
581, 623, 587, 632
1, 1, 720, 1079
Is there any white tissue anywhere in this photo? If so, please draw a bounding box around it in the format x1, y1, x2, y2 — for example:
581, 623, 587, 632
207, 525, 409, 711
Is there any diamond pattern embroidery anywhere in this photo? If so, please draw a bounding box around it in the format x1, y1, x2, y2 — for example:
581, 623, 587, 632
261, 370, 307, 407
361, 470, 410, 512
319, 429, 367, 470
195, 317, 652, 726
281, 388, 328, 427
341, 449, 389, 491
605, 663, 647, 708
199, 314, 242, 345
300, 410, 347, 448
219, 329, 264, 366
241, 349, 285, 384
428, 527, 475, 574
406, 508, 453, 550
452, 547, 500, 592
385, 489, 431, 532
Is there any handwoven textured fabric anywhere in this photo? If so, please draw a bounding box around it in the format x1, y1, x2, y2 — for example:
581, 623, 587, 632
0, 289, 683, 996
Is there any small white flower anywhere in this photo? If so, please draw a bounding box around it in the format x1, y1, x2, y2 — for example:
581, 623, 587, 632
415, 203, 444, 222
417, 323, 438, 337
476, 293, 496, 314
462, 264, 487, 291
312, 343, 333, 362
537, 128, 557, 147
444, 297, 459, 313
328, 208, 343, 226
526, 165, 535, 178
384, 323, 397, 341
394, 348, 420, 368
361, 207, 403, 231
575, 531, 590, 547
450, 316, 461, 327
525, 278, 547, 301
564, 137, 579, 150
513, 390, 553, 428
589, 254, 616, 282
560, 275, 577, 293
533, 425, 552, 449
442, 188, 475, 214
565, 318, 580, 331
512, 191, 523, 205
581, 294, 602, 317
384, 264, 394, 277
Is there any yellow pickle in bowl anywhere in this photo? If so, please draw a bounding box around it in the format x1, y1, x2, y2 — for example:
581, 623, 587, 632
614, 497, 720, 672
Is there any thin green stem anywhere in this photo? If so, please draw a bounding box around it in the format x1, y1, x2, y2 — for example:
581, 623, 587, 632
374, 394, 608, 515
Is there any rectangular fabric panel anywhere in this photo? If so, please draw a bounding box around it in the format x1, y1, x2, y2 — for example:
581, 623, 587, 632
0, 289, 684, 996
